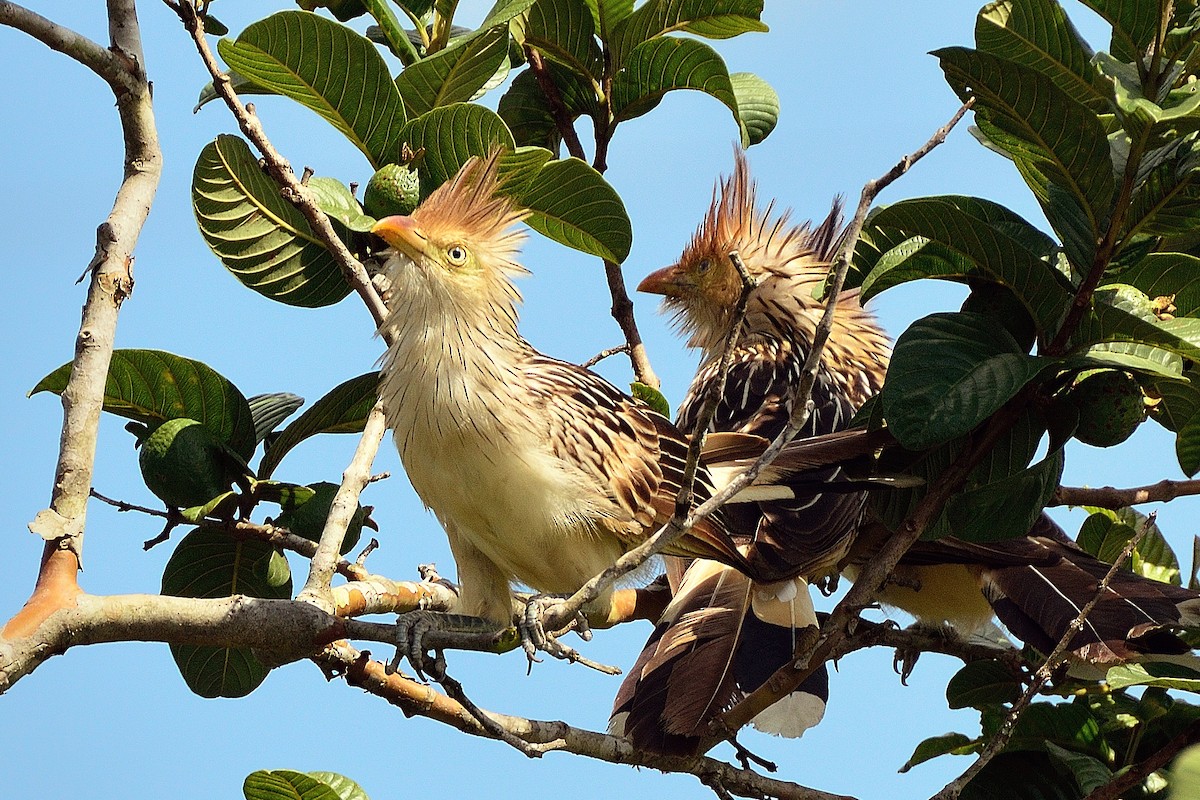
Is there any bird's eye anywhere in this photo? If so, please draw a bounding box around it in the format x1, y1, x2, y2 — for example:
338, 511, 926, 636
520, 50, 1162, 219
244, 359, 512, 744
697, 258, 712, 274
446, 245, 468, 266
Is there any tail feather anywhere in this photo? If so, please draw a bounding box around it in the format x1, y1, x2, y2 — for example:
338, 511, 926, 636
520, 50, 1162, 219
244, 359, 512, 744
611, 561, 826, 756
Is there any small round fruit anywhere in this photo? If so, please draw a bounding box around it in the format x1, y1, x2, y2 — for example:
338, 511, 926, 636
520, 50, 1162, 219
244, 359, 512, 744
363, 164, 421, 218
1069, 370, 1147, 447
138, 418, 239, 508
276, 481, 365, 555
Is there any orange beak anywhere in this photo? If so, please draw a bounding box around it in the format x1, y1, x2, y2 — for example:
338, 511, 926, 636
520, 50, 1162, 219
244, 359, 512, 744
637, 263, 689, 297
371, 215, 428, 260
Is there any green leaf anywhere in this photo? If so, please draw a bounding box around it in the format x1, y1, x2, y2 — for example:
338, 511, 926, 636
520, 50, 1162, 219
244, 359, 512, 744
306, 773, 370, 800
248, 393, 305, 446
481, 0, 538, 29
308, 177, 376, 233
243, 770, 343, 800
935, 46, 1115, 249
162, 529, 292, 698
192, 135, 353, 308
631, 381, 670, 417
729, 72, 778, 145
395, 25, 511, 117
1078, 506, 1181, 586
609, 0, 767, 66
860, 196, 1072, 335
1007, 701, 1106, 754
944, 434, 1064, 543
881, 312, 1048, 449
1076, 0, 1158, 61
1073, 341, 1183, 380
526, 0, 603, 79
946, 660, 1022, 709
1154, 366, 1200, 476
975, 0, 1107, 113
31, 349, 255, 461
1042, 742, 1113, 796
1171, 743, 1200, 800
1122, 140, 1200, 241
1108, 663, 1200, 692
218, 11, 406, 167
899, 732, 978, 772
585, 0, 633, 39
497, 63, 597, 150
259, 373, 379, 479
509, 156, 633, 262
961, 751, 1082, 800
398, 102, 516, 189
1118, 252, 1200, 316
610, 38, 746, 144
194, 70, 276, 113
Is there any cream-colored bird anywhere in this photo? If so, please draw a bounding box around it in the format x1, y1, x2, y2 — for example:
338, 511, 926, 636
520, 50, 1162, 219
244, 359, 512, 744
371, 153, 878, 638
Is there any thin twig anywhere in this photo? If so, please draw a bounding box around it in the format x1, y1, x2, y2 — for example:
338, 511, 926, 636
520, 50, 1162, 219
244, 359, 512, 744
167, 0, 392, 334
581, 344, 630, 369
603, 260, 660, 386
436, 668, 543, 757
931, 513, 1156, 800
297, 402, 389, 608
524, 45, 587, 161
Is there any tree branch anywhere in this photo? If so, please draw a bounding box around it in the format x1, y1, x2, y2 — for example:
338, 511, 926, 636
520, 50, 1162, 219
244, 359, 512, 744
1052, 478, 1200, 508
1083, 719, 1200, 800
0, 2, 132, 90
524, 45, 586, 162
930, 513, 1154, 800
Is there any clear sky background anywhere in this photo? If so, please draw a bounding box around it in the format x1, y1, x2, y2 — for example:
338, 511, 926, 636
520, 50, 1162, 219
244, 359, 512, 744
2, 2, 1186, 798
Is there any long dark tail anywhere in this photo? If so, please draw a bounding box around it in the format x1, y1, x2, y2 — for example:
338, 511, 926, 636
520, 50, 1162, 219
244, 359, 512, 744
610, 560, 827, 756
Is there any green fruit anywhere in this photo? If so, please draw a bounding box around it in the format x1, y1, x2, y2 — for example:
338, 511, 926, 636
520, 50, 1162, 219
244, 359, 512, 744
276, 481, 365, 555
960, 283, 1037, 352
364, 164, 421, 218
1069, 370, 1147, 447
138, 418, 242, 508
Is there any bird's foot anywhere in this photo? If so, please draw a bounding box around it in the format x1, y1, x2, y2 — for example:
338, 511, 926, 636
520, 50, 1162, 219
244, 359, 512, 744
389, 609, 496, 680
892, 622, 955, 685
519, 594, 620, 675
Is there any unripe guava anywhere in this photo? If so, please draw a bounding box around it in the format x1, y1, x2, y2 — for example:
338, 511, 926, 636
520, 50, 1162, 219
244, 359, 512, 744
1069, 370, 1147, 447
364, 164, 421, 219
138, 418, 240, 508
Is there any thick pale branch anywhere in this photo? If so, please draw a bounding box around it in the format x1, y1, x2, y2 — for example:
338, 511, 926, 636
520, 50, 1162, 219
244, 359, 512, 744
0, 2, 131, 90
1052, 479, 1200, 508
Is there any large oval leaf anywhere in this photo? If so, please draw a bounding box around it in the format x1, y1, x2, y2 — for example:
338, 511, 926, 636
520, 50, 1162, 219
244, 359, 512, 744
218, 11, 406, 167
1077, 506, 1181, 586
398, 102, 517, 188
243, 770, 343, 800
193, 135, 353, 308
162, 528, 292, 698
881, 312, 1049, 449
611, 37, 744, 143
729, 71, 778, 145
31, 349, 255, 460
395, 25, 511, 118
511, 156, 633, 263
526, 0, 603, 79
609, 0, 766, 67
259, 372, 380, 479
946, 660, 1022, 709
497, 63, 598, 150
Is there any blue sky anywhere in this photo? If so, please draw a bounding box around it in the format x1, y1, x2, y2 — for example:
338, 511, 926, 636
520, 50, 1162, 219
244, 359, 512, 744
2, 2, 1186, 798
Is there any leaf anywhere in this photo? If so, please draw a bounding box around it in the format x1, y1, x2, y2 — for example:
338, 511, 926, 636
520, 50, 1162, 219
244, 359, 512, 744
306, 773, 370, 800
1107, 663, 1200, 692
609, 0, 767, 67
526, 0, 603, 79
1078, 506, 1181, 586
1154, 366, 1200, 476
481, 0, 539, 30
162, 529, 292, 698
946, 660, 1022, 709
395, 25, 511, 117
398, 102, 516, 189
192, 135, 353, 308
729, 72, 778, 146
1171, 743, 1200, 800
975, 0, 1107, 113
1042, 742, 1113, 796
1118, 252, 1200, 316
31, 349, 255, 461
610, 38, 746, 144
1006, 701, 1105, 754
497, 63, 597, 150
194, 70, 277, 113
243, 770, 343, 800
880, 312, 1048, 449
944, 434, 1064, 543
307, 177, 376, 233
585, 0, 633, 38
248, 393, 305, 445
218, 11, 406, 167
900, 732, 978, 772
1072, 341, 1183, 381
860, 196, 1072, 335
259, 372, 380, 479
960, 751, 1083, 800
1122, 139, 1200, 240
509, 156, 633, 262
630, 381, 670, 417
935, 46, 1115, 250
1076, 0, 1158, 61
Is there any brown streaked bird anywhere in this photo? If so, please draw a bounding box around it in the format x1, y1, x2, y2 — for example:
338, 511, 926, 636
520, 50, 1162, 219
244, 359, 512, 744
371, 153, 883, 634
617, 151, 1200, 755
612, 151, 889, 755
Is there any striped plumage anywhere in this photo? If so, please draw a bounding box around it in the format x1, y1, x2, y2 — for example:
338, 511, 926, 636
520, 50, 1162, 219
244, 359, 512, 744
612, 152, 888, 755
373, 154, 880, 630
